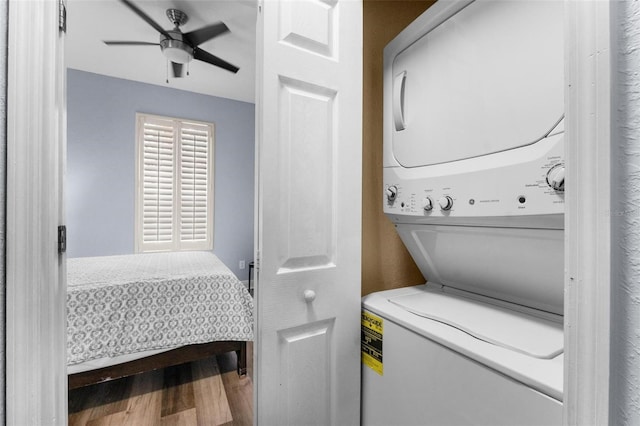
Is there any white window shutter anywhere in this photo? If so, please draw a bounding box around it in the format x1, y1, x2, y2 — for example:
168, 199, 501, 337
142, 121, 174, 248
179, 123, 213, 249
135, 114, 214, 252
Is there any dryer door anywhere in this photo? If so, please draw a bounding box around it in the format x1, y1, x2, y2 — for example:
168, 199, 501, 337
390, 0, 564, 168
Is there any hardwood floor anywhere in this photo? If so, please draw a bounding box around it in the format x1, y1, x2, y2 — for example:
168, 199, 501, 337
69, 346, 253, 426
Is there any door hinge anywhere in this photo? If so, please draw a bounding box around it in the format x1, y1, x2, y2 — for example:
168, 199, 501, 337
59, 0, 67, 33
58, 225, 67, 254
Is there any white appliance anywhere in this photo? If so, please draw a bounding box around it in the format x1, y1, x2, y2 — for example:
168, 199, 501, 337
362, 0, 565, 424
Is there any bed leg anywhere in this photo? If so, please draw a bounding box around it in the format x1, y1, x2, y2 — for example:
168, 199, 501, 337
236, 342, 248, 376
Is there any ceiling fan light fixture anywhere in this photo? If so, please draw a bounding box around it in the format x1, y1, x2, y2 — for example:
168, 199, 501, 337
160, 37, 194, 64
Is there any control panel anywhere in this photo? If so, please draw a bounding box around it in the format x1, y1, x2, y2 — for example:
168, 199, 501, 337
384, 133, 565, 224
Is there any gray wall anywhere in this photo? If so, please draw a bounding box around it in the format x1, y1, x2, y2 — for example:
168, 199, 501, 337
67, 69, 255, 278
611, 2, 640, 424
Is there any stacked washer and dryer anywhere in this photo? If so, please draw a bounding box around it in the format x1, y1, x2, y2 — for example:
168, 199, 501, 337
362, 1, 565, 425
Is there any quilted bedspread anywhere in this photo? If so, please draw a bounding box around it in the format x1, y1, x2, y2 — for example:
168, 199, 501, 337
67, 251, 253, 365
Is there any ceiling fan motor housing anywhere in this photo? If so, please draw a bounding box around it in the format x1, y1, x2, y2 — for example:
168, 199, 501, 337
160, 30, 194, 64
166, 9, 188, 27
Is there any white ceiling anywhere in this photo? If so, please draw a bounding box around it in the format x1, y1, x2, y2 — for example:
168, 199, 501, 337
66, 0, 257, 103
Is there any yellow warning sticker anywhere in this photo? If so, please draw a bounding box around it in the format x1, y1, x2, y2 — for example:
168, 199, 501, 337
361, 310, 383, 375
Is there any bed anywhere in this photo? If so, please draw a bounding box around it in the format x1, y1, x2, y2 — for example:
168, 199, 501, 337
66, 251, 253, 389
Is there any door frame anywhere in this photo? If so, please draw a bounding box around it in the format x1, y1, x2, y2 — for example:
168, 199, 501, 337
563, 1, 612, 424
5, 0, 615, 424
6, 0, 67, 424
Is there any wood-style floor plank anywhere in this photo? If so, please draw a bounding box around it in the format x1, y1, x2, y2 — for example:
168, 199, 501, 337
120, 369, 164, 426
160, 407, 198, 426
161, 363, 195, 417
85, 411, 128, 426
218, 372, 252, 426
217, 351, 253, 426
192, 358, 233, 426
68, 352, 252, 426
69, 374, 132, 425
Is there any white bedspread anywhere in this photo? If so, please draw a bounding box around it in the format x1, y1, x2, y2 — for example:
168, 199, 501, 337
67, 251, 253, 366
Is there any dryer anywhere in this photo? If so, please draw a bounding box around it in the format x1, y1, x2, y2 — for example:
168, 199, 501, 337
362, 1, 565, 424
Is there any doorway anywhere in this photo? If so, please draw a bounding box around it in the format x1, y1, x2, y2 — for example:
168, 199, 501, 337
64, 1, 257, 424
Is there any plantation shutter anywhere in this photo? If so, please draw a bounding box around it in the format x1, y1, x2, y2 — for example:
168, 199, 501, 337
179, 123, 213, 248
141, 120, 175, 249
135, 114, 214, 252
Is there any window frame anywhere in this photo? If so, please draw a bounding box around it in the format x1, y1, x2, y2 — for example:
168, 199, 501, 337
134, 112, 215, 253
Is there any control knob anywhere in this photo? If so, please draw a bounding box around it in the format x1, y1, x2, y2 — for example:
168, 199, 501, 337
422, 197, 433, 211
386, 185, 398, 202
546, 164, 565, 192
438, 196, 453, 211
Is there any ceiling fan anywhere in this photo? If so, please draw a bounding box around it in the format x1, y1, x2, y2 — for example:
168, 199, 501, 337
103, 0, 239, 78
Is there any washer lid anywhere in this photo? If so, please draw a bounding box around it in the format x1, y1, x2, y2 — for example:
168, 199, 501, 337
389, 286, 563, 359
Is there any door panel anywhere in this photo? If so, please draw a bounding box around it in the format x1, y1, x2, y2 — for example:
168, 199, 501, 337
277, 319, 335, 425
279, 0, 337, 56
255, 0, 362, 424
277, 77, 337, 272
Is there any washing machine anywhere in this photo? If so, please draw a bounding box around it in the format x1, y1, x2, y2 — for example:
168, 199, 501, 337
362, 0, 565, 424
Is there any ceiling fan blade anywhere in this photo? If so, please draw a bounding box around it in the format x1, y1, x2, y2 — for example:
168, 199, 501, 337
103, 41, 160, 46
184, 22, 229, 46
171, 62, 184, 78
193, 47, 239, 74
119, 0, 172, 39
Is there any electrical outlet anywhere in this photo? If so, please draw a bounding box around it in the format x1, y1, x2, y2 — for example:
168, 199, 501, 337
239, 260, 246, 270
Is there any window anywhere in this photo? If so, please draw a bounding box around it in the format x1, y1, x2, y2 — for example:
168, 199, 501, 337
135, 113, 214, 252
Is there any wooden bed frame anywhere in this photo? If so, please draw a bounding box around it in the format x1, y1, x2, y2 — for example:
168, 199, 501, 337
68, 340, 247, 389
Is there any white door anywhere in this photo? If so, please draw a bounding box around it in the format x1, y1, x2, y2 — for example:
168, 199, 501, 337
6, 0, 68, 424
254, 0, 363, 424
